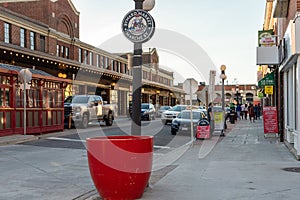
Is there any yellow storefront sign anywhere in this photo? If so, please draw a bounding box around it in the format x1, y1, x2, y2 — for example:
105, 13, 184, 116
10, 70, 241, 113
265, 85, 273, 94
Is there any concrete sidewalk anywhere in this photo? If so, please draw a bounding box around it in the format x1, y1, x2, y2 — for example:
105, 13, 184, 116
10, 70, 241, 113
141, 119, 300, 200
1, 118, 300, 200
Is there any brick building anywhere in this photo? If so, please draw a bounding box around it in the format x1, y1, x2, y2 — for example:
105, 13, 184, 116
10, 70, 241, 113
0, 0, 184, 136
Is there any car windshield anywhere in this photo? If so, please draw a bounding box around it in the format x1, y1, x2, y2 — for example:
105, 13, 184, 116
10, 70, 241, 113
180, 111, 202, 119
171, 105, 186, 112
141, 104, 150, 109
65, 96, 89, 104
160, 106, 170, 110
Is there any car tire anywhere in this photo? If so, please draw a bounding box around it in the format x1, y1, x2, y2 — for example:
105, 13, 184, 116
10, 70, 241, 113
105, 112, 113, 126
80, 113, 89, 129
171, 129, 177, 135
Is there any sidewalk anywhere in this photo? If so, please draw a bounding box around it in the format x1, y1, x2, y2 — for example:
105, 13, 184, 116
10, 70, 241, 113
141, 119, 300, 200
1, 118, 300, 200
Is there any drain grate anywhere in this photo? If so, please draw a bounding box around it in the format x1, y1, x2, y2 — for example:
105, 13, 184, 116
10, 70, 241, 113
282, 167, 300, 173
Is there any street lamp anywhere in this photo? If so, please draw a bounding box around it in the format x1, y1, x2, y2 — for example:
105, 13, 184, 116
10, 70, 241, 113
129, 0, 155, 135
220, 65, 227, 136
220, 65, 227, 111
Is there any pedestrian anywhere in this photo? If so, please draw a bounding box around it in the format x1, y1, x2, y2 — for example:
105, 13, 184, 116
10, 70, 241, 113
257, 103, 262, 119
207, 102, 214, 134
248, 104, 255, 123
254, 105, 258, 120
244, 104, 248, 120
236, 104, 241, 120
241, 104, 245, 119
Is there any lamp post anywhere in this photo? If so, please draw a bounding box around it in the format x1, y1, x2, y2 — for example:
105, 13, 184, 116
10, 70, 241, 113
127, 0, 155, 135
220, 65, 227, 111
220, 65, 226, 136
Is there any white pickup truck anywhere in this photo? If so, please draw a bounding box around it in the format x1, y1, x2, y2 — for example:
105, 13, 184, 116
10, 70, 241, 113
64, 95, 114, 128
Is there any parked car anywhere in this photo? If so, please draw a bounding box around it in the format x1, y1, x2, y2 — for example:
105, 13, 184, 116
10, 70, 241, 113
64, 95, 114, 128
157, 105, 172, 117
161, 105, 188, 125
171, 109, 206, 135
141, 103, 156, 121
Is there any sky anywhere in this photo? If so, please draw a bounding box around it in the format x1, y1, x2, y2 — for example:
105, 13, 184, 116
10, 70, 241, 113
71, 0, 265, 85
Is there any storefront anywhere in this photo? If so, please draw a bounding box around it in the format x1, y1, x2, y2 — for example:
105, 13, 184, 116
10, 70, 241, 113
0, 64, 69, 136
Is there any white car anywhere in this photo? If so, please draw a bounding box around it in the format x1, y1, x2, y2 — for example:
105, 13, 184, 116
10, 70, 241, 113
161, 105, 188, 125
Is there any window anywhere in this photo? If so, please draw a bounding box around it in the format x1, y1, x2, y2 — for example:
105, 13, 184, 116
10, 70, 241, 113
56, 45, 60, 56
84, 50, 88, 64
101, 56, 105, 68
90, 52, 93, 65
30, 31, 35, 50
4, 22, 10, 43
40, 35, 45, 52
65, 47, 69, 58
78, 48, 82, 63
96, 54, 100, 67
20, 28, 26, 47
61, 46, 64, 57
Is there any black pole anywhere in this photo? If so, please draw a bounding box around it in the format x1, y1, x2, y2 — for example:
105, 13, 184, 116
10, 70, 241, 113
131, 0, 144, 135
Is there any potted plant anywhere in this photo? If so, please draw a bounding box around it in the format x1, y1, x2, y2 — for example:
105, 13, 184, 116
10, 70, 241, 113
87, 135, 153, 200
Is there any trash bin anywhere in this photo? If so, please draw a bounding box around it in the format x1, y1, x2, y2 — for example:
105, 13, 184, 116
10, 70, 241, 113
229, 113, 235, 124
196, 119, 211, 139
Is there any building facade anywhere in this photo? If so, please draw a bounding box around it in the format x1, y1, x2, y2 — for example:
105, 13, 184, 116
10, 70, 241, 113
0, 0, 184, 136
258, 0, 300, 159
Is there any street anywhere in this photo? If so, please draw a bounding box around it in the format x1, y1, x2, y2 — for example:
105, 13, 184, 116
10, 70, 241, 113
0, 117, 193, 200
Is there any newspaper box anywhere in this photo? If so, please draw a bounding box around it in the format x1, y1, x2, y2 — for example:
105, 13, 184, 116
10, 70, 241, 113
196, 119, 210, 139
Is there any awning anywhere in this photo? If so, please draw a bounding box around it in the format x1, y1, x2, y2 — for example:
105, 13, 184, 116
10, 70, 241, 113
258, 71, 275, 88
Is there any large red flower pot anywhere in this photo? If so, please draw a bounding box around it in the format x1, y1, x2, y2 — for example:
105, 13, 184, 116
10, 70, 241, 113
87, 135, 153, 200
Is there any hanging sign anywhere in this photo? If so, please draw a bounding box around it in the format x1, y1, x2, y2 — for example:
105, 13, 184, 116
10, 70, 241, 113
122, 9, 155, 43
264, 85, 273, 94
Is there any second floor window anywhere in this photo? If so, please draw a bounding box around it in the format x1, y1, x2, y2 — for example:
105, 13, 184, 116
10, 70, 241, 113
78, 48, 82, 63
20, 28, 26, 47
90, 52, 93, 65
30, 31, 35, 50
4, 23, 10, 43
40, 35, 45, 52
65, 47, 69, 58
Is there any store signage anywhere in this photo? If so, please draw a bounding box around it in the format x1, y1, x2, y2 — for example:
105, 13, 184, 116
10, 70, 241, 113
258, 72, 275, 87
122, 9, 155, 43
263, 106, 278, 134
258, 30, 276, 47
264, 85, 273, 94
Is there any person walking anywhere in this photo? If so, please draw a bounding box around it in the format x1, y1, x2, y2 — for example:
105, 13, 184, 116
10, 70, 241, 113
207, 102, 214, 134
248, 104, 255, 123
244, 104, 248, 120
257, 103, 262, 120
254, 105, 258, 120
236, 104, 241, 120
241, 104, 245, 119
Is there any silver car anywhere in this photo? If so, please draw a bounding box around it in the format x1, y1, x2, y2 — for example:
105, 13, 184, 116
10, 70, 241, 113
171, 109, 206, 135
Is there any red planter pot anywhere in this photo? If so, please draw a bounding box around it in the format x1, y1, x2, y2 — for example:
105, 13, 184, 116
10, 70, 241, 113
87, 135, 153, 200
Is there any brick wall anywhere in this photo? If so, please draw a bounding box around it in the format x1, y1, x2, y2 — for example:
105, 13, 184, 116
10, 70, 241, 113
0, 0, 79, 38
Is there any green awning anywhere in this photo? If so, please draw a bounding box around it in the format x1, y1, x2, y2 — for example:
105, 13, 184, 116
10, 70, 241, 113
258, 71, 275, 87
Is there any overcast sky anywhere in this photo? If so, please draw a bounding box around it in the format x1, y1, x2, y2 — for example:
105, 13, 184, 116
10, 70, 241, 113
72, 0, 265, 85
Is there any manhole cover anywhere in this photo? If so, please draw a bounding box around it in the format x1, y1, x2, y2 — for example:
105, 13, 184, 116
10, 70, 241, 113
282, 167, 300, 173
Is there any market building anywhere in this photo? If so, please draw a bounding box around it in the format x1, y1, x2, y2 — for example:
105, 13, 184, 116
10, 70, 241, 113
0, 0, 184, 136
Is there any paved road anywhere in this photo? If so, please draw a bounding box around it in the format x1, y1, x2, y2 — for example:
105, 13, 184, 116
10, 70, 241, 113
0, 118, 193, 200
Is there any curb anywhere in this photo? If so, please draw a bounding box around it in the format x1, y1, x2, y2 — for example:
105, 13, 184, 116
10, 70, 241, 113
0, 135, 38, 146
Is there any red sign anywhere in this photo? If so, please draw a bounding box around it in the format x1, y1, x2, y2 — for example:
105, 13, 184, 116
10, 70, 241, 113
196, 125, 210, 139
263, 106, 278, 134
